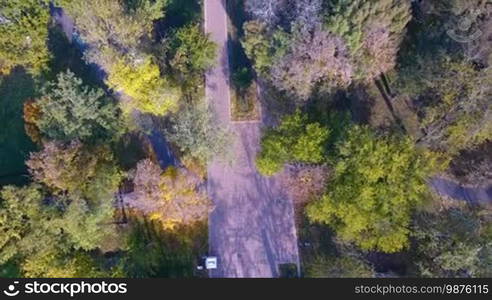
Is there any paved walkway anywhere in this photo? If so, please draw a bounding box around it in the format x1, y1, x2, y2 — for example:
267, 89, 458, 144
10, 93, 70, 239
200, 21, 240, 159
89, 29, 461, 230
204, 0, 300, 277
430, 177, 492, 208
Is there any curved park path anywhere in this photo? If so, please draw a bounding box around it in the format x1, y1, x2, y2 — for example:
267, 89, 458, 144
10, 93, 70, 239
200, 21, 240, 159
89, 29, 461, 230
204, 0, 300, 277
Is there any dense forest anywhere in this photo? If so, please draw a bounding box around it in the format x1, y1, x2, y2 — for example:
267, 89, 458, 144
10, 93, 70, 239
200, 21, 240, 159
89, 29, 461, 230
0, 0, 491, 278
0, 0, 215, 278
247, 0, 491, 277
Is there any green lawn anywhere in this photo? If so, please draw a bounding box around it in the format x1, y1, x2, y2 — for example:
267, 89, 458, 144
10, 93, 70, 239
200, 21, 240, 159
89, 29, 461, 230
122, 217, 208, 278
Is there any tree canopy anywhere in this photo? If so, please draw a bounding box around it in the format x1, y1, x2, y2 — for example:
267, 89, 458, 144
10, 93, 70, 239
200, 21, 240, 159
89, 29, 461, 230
166, 102, 232, 163
124, 159, 211, 229
35, 71, 124, 143
27, 141, 123, 198
243, 0, 412, 100
61, 0, 166, 67
412, 208, 491, 278
256, 111, 330, 176
268, 26, 353, 100
107, 57, 181, 116
325, 0, 412, 81
0, 0, 51, 74
0, 0, 229, 280
307, 125, 443, 253
397, 54, 492, 155
0, 184, 119, 277
1, 0, 491, 280
166, 24, 217, 81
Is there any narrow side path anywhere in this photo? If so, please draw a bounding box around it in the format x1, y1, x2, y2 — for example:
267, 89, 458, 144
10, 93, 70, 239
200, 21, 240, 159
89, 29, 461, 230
430, 177, 492, 208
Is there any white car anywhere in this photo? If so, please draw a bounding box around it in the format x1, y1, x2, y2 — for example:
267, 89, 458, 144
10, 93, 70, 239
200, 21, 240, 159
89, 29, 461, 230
197, 256, 218, 270
205, 256, 217, 270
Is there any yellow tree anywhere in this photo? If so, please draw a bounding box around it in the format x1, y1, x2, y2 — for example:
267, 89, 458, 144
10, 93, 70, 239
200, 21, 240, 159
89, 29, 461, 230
107, 58, 181, 116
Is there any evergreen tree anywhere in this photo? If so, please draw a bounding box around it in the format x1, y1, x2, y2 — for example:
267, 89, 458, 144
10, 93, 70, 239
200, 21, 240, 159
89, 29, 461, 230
36, 71, 124, 143
325, 0, 412, 81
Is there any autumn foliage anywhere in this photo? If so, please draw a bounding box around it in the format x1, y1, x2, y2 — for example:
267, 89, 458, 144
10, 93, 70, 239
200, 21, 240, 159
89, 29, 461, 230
124, 159, 211, 229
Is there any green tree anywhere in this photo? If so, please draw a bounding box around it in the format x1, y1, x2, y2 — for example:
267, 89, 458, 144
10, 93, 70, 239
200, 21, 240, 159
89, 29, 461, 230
307, 126, 442, 253
0, 0, 51, 74
393, 0, 492, 155
56, 194, 119, 251
37, 251, 120, 278
166, 102, 232, 163
0, 183, 121, 277
412, 208, 492, 278
256, 111, 330, 176
167, 24, 217, 80
25, 141, 123, 251
242, 21, 276, 75
396, 54, 492, 154
36, 71, 124, 143
20, 232, 119, 278
0, 184, 73, 277
0, 184, 46, 264
60, 0, 166, 67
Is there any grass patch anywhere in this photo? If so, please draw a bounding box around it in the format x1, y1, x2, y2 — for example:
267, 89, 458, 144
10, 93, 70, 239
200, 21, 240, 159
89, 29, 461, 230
226, 0, 260, 121
46, 26, 102, 87
230, 81, 260, 121
114, 132, 154, 171
296, 216, 338, 277
279, 263, 298, 278
0, 68, 37, 186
